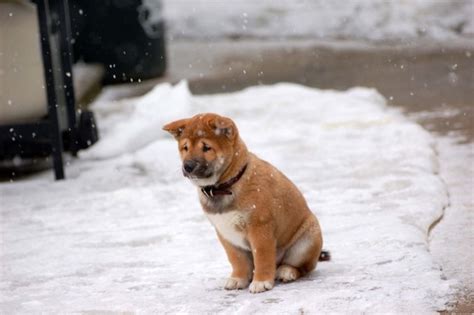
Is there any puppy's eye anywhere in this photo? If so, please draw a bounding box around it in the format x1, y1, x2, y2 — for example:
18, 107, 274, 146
182, 145, 188, 151
202, 144, 211, 152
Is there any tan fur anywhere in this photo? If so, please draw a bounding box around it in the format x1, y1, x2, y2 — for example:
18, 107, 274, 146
163, 113, 323, 293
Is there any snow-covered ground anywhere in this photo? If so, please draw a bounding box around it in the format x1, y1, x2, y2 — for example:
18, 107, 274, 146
430, 136, 474, 303
0, 82, 458, 313
158, 0, 474, 41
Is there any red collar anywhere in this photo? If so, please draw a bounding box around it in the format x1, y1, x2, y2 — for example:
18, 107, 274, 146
201, 164, 248, 198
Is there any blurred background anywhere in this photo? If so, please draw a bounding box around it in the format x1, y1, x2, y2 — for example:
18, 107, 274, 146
1, 0, 472, 175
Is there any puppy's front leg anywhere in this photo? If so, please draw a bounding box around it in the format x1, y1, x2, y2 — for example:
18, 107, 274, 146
247, 225, 276, 293
217, 233, 253, 290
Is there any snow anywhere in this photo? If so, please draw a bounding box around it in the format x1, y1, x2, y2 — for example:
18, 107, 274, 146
161, 0, 474, 41
430, 136, 474, 298
80, 81, 191, 159
0, 82, 456, 313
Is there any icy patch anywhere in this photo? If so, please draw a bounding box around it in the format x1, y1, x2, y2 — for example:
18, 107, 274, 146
0, 83, 455, 313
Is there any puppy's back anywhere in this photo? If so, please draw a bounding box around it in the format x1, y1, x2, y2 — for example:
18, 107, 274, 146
245, 153, 317, 248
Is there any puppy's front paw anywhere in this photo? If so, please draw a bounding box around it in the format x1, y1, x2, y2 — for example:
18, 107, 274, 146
225, 277, 249, 290
249, 280, 274, 293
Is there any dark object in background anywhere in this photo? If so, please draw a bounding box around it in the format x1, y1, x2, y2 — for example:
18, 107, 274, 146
70, 0, 166, 84
0, 0, 99, 180
62, 110, 100, 153
0, 110, 98, 159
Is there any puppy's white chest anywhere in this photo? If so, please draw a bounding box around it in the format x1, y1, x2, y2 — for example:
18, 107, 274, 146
206, 210, 249, 251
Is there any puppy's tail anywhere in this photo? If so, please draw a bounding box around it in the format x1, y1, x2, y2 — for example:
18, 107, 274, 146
319, 250, 331, 262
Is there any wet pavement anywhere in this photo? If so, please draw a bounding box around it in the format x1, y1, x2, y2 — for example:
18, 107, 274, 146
120, 39, 474, 141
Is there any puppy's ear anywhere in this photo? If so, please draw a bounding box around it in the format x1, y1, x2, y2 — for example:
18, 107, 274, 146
208, 116, 237, 140
162, 118, 190, 139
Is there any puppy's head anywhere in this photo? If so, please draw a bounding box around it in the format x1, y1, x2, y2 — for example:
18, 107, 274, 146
163, 113, 239, 187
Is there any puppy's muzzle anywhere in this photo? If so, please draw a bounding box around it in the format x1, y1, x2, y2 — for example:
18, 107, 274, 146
183, 160, 198, 174
183, 159, 212, 178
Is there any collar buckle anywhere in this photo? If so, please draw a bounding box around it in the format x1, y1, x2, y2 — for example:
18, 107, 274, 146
201, 164, 247, 199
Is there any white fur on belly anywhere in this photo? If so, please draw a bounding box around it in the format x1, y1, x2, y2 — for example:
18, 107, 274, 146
206, 210, 250, 251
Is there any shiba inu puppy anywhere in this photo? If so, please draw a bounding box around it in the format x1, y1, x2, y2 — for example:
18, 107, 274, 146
163, 113, 328, 293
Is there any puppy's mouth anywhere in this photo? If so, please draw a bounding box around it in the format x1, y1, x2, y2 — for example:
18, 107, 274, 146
182, 168, 213, 179
181, 158, 224, 186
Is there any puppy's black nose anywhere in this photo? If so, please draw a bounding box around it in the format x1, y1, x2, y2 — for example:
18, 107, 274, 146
183, 160, 198, 173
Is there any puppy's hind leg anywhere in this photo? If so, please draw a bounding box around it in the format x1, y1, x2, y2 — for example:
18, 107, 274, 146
277, 218, 322, 282
276, 264, 301, 282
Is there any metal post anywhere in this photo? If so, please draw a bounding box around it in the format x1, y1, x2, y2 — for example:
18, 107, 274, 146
36, 0, 65, 180
57, 0, 78, 156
